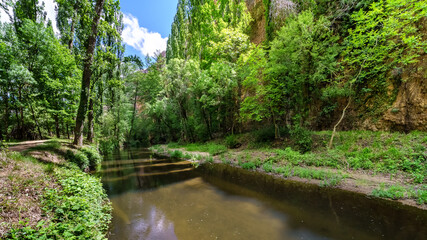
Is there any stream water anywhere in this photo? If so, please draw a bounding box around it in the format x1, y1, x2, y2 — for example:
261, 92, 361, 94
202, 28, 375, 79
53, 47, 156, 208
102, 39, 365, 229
101, 148, 427, 240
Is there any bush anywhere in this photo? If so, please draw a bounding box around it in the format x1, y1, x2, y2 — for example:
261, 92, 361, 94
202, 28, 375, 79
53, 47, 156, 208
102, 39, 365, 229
225, 135, 240, 149
66, 150, 89, 170
253, 126, 276, 143
80, 146, 102, 170
290, 125, 312, 153
99, 139, 115, 154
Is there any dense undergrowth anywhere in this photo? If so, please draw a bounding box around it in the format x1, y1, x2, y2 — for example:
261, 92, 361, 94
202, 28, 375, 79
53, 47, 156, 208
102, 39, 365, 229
1, 141, 111, 239
153, 130, 427, 205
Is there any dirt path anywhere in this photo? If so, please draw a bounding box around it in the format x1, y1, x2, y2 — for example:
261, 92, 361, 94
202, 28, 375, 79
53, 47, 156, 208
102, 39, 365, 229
7, 140, 51, 152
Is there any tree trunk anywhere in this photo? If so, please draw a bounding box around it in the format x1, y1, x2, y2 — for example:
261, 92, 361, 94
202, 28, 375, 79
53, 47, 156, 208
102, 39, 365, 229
87, 95, 94, 143
46, 122, 52, 137
68, 8, 77, 51
54, 114, 60, 138
4, 93, 9, 140
18, 87, 24, 139
66, 123, 70, 139
128, 81, 139, 141
29, 103, 43, 139
73, 0, 106, 146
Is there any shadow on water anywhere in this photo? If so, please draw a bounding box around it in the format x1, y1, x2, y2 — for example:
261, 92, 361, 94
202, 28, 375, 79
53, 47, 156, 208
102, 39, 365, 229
101, 148, 427, 240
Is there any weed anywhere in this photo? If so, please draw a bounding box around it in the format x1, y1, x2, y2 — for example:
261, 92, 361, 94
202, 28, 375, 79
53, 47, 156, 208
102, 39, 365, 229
44, 163, 54, 174
414, 186, 427, 204
205, 156, 214, 163
372, 184, 407, 200
170, 150, 184, 159
262, 162, 274, 173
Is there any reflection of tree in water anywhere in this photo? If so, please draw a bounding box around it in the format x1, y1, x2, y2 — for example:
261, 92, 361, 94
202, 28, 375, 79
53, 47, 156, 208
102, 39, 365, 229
133, 206, 177, 240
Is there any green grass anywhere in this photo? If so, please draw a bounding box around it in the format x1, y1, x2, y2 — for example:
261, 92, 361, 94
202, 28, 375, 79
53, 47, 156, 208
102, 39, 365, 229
260, 131, 427, 183
372, 184, 407, 200
168, 142, 227, 156
372, 184, 427, 205
25, 140, 62, 152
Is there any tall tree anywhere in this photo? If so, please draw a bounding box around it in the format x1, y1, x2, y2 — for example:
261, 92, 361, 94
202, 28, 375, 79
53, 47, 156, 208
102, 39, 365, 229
73, 0, 106, 146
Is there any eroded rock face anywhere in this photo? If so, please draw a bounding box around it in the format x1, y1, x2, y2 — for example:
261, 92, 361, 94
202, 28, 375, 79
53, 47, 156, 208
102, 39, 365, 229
244, 0, 427, 131
382, 56, 427, 131
246, 0, 266, 44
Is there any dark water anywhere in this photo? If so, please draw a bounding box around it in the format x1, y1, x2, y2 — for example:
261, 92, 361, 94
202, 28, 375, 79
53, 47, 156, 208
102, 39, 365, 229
101, 149, 427, 240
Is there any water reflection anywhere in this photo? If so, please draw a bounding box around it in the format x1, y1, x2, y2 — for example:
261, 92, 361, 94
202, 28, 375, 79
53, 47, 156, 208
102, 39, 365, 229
109, 178, 323, 240
102, 149, 427, 240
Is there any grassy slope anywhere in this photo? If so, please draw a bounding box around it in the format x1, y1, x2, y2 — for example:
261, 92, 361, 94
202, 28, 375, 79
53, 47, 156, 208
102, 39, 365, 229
0, 140, 111, 239
152, 130, 427, 208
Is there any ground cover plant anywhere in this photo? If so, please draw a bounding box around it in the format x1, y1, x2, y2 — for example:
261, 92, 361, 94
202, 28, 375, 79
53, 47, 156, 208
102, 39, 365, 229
0, 141, 111, 239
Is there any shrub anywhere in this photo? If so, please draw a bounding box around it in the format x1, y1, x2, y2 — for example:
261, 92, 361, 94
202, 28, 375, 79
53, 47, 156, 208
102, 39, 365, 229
252, 126, 276, 143
80, 146, 102, 170
225, 135, 240, 149
99, 139, 115, 154
290, 125, 312, 153
66, 150, 89, 170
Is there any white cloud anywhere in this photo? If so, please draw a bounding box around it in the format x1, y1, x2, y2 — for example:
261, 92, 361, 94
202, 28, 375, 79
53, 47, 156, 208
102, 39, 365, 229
122, 13, 168, 57
0, 4, 12, 23
0, 0, 58, 34
43, 0, 59, 34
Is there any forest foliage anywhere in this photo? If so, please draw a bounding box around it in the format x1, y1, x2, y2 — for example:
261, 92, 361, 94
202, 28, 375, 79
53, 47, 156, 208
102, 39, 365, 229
0, 0, 426, 150
140, 0, 427, 147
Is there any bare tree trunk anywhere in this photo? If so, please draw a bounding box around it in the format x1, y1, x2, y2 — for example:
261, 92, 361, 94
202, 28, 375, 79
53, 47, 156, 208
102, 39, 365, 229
73, 0, 105, 146
87, 95, 94, 143
328, 97, 351, 149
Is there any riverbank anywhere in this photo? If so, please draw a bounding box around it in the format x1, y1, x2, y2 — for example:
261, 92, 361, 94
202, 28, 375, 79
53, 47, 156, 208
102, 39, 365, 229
0, 140, 111, 239
151, 130, 427, 210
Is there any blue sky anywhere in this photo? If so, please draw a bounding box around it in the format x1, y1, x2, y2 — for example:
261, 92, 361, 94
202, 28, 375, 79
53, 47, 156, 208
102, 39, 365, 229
121, 0, 178, 58
0, 0, 179, 59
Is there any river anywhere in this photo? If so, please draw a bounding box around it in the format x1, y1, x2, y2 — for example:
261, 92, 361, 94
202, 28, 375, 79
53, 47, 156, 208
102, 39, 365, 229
101, 148, 427, 240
